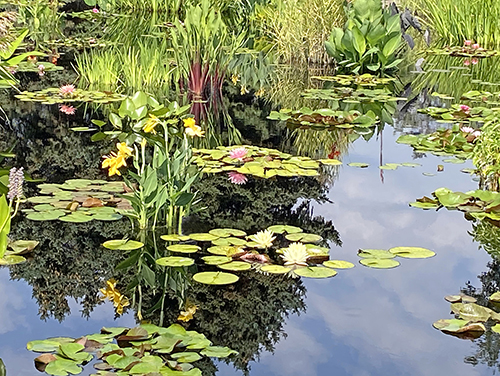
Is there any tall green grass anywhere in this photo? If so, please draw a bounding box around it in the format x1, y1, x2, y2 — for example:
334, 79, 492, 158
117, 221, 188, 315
406, 0, 500, 49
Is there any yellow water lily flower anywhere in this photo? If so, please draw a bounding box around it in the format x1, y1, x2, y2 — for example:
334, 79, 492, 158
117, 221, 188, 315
249, 229, 275, 249
177, 304, 198, 322
281, 242, 309, 266
143, 114, 161, 134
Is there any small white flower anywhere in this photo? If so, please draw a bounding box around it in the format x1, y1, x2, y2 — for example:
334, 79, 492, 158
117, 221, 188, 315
281, 243, 309, 266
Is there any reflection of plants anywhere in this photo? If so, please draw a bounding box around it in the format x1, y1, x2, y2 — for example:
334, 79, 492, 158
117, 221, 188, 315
473, 118, 500, 191
325, 0, 404, 75
17, 0, 63, 47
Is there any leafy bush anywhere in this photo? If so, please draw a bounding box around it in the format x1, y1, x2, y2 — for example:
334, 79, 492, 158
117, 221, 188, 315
325, 0, 403, 75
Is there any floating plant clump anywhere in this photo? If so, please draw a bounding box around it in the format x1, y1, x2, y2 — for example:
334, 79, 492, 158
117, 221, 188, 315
301, 87, 407, 103
310, 74, 396, 87
15, 88, 125, 104
433, 292, 500, 339
193, 146, 341, 179
418, 104, 496, 124
23, 179, 131, 222
268, 108, 377, 130
153, 226, 355, 284
15, 61, 63, 73
45, 37, 113, 49
397, 124, 479, 158
357, 246, 435, 269
427, 46, 498, 58
26, 324, 237, 376
0, 239, 38, 265
410, 188, 500, 221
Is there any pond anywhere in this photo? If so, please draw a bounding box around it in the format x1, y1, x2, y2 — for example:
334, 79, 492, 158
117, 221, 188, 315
2, 0, 500, 375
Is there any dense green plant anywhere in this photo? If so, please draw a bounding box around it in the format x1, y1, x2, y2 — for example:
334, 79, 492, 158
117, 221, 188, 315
406, 0, 500, 49
325, 0, 403, 75
473, 118, 500, 191
16, 0, 63, 47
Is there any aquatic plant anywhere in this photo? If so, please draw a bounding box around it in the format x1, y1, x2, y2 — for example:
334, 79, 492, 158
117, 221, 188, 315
227, 171, 248, 185
281, 242, 309, 266
325, 0, 404, 75
99, 278, 130, 315
248, 229, 275, 249
15, 88, 126, 104
357, 246, 435, 269
473, 117, 500, 191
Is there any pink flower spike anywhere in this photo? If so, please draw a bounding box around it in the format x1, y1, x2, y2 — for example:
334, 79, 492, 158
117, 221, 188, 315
92, 7, 99, 12
228, 171, 248, 185
464, 40, 472, 46
59, 84, 76, 96
464, 59, 470, 66
472, 43, 480, 49
229, 147, 248, 160
459, 105, 471, 113
471, 58, 479, 65
59, 104, 76, 115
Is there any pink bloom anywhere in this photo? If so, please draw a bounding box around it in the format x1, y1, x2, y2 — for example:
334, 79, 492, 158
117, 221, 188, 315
59, 104, 76, 115
239, 253, 268, 264
59, 84, 76, 96
472, 130, 481, 137
92, 7, 99, 12
228, 171, 247, 185
464, 40, 472, 46
471, 58, 479, 65
460, 126, 474, 133
464, 59, 470, 66
472, 43, 480, 49
459, 105, 471, 113
89, 38, 96, 44
37, 64, 45, 77
229, 147, 248, 160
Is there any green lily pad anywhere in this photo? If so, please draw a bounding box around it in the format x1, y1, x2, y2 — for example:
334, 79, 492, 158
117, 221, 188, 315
266, 225, 303, 234
285, 233, 322, 243
26, 210, 65, 221
27, 339, 65, 353
493, 324, 500, 334
33, 204, 57, 212
218, 261, 251, 271
490, 292, 500, 302
202, 256, 232, 265
323, 260, 355, 269
92, 213, 123, 221
401, 163, 421, 167
45, 358, 82, 376
451, 302, 500, 322
167, 244, 201, 253
294, 266, 337, 278
171, 352, 202, 363
409, 201, 440, 209
443, 158, 466, 164
389, 246, 435, 259
359, 258, 400, 269
260, 265, 291, 274
433, 319, 485, 336
318, 159, 342, 166
0, 255, 26, 265
206, 245, 239, 256
208, 228, 247, 237
200, 346, 238, 358
212, 237, 247, 246
156, 256, 194, 267
348, 162, 369, 168
357, 249, 395, 259
161, 234, 190, 242
192, 272, 239, 285
59, 213, 94, 223
103, 239, 144, 250
187, 233, 219, 242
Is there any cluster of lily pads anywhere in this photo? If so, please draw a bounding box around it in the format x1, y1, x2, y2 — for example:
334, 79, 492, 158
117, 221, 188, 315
396, 124, 478, 158
356, 247, 435, 269
15, 61, 63, 73
15, 88, 125, 104
301, 87, 406, 104
26, 324, 237, 376
418, 104, 495, 124
433, 293, 500, 339
45, 37, 112, 49
0, 239, 38, 265
310, 74, 396, 87
410, 187, 500, 222
193, 146, 341, 179
23, 179, 130, 223
267, 108, 377, 130
427, 46, 498, 58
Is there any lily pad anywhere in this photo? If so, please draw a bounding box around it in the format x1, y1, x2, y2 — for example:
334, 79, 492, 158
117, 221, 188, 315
285, 233, 322, 243
433, 319, 485, 336
200, 346, 238, 358
218, 261, 251, 271
26, 210, 65, 221
266, 225, 303, 234
201, 256, 231, 265
161, 234, 190, 242
156, 257, 194, 267
187, 233, 219, 242
322, 260, 355, 269
192, 272, 239, 285
206, 245, 240, 256
348, 162, 369, 168
170, 352, 202, 363
451, 302, 500, 322
294, 266, 337, 278
357, 249, 395, 259
318, 159, 342, 166
389, 246, 435, 259
260, 265, 291, 274
359, 258, 400, 269
208, 228, 247, 237
0, 255, 26, 265
167, 244, 201, 253
103, 239, 144, 250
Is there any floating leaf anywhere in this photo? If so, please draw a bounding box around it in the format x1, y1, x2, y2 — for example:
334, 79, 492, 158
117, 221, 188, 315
319, 159, 342, 166
192, 272, 239, 285
217, 261, 251, 271
285, 233, 322, 243
206, 245, 239, 256
266, 225, 303, 234
433, 319, 485, 337
208, 228, 246, 237
348, 162, 369, 168
170, 352, 201, 363
161, 234, 190, 242
451, 302, 500, 322
357, 249, 395, 259
202, 256, 232, 265
103, 239, 144, 250
200, 346, 238, 358
323, 260, 355, 269
359, 258, 400, 269
167, 244, 201, 253
260, 265, 291, 274
156, 257, 194, 267
294, 266, 337, 278
187, 233, 219, 242
389, 246, 435, 259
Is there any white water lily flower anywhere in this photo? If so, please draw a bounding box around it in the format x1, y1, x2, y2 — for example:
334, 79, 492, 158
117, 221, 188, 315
282, 242, 309, 266
249, 229, 276, 249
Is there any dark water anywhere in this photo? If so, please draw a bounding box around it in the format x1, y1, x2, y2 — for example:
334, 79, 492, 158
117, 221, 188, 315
1, 122, 497, 376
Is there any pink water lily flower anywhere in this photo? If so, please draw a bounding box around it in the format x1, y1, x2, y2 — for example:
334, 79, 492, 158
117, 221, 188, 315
464, 59, 470, 66
229, 147, 248, 160
59, 84, 76, 96
228, 171, 247, 185
460, 126, 474, 133
59, 104, 76, 115
92, 7, 99, 12
471, 58, 479, 65
472, 43, 480, 49
472, 130, 481, 137
459, 105, 471, 113
464, 40, 472, 46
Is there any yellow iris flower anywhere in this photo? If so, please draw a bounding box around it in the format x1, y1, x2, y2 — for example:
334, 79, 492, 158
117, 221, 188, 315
183, 117, 205, 138
99, 279, 130, 315
143, 114, 161, 134
101, 142, 133, 176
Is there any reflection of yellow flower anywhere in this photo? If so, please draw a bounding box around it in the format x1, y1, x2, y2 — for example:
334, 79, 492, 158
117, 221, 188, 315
99, 279, 130, 315
183, 118, 205, 138
249, 229, 275, 249
177, 304, 198, 322
255, 87, 265, 97
143, 114, 161, 134
282, 242, 309, 266
230, 74, 239, 85
101, 143, 133, 176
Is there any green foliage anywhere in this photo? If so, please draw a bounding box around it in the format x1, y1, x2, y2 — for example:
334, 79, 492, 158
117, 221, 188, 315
0, 195, 10, 259
473, 118, 500, 190
16, 0, 63, 47
325, 0, 403, 75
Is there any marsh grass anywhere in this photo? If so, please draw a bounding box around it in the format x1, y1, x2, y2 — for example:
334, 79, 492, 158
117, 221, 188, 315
407, 0, 500, 49
257, 0, 345, 64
